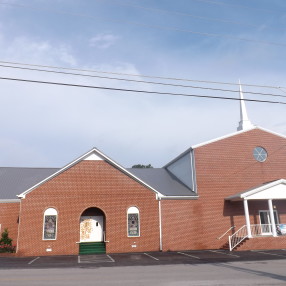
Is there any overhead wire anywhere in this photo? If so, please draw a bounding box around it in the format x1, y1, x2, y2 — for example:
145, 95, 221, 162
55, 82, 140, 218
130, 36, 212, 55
1, 63, 286, 99
97, 0, 259, 28
0, 76, 285, 105
0, 2, 284, 47
0, 60, 285, 90
191, 0, 279, 14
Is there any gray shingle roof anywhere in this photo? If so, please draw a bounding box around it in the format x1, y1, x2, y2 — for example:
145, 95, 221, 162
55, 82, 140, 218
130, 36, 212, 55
127, 168, 197, 197
0, 166, 196, 200
0, 167, 59, 200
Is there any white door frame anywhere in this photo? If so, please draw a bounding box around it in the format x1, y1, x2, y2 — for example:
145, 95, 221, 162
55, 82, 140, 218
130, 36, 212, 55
259, 210, 278, 235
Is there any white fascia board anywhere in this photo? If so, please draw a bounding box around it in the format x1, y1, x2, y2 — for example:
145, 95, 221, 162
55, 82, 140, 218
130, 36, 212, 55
192, 126, 286, 149
241, 179, 286, 199
254, 126, 286, 140
92, 148, 164, 197
0, 199, 21, 203
226, 179, 286, 201
18, 147, 163, 199
191, 126, 257, 149
164, 127, 256, 168
164, 126, 286, 168
158, 195, 199, 200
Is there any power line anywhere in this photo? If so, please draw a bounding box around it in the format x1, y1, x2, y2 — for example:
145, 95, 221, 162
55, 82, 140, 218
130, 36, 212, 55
1, 63, 286, 99
0, 2, 284, 47
0, 60, 285, 90
191, 0, 278, 14
99, 0, 259, 28
0, 76, 285, 105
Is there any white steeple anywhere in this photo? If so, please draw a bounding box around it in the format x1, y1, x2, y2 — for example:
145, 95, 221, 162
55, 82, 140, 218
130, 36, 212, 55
237, 80, 254, 131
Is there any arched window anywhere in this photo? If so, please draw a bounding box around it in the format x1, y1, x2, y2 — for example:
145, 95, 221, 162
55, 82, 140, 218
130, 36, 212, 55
127, 207, 140, 237
43, 208, 58, 240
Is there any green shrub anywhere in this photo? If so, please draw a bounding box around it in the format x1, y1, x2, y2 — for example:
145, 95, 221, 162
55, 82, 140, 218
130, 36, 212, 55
0, 228, 15, 253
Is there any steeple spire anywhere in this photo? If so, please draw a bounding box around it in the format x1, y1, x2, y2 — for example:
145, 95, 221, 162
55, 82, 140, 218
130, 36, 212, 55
237, 80, 254, 131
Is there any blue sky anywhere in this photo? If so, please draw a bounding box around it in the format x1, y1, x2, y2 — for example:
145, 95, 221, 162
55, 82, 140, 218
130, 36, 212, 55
0, 0, 286, 167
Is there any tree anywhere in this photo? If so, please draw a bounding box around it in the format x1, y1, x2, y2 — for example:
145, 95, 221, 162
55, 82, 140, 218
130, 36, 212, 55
0, 228, 12, 246
0, 228, 15, 253
131, 164, 153, 168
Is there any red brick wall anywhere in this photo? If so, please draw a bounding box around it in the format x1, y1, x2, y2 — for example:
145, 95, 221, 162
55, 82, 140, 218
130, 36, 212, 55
17, 160, 160, 256
161, 129, 286, 251
237, 236, 286, 251
0, 202, 20, 247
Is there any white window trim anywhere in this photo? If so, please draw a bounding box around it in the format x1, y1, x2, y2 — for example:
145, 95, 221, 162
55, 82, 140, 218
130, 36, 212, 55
127, 206, 140, 237
42, 208, 58, 241
259, 210, 279, 224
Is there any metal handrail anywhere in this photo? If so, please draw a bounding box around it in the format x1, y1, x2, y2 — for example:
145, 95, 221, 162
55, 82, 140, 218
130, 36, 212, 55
217, 226, 235, 240
228, 224, 279, 251
229, 225, 248, 251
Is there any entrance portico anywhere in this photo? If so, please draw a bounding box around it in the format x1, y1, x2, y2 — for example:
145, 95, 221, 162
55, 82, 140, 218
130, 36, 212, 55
226, 179, 286, 250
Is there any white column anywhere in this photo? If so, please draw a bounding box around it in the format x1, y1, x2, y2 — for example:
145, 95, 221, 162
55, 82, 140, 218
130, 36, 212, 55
243, 199, 252, 238
268, 199, 277, 237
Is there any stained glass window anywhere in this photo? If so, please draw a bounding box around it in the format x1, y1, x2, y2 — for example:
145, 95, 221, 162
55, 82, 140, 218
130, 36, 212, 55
127, 207, 140, 237
43, 208, 57, 240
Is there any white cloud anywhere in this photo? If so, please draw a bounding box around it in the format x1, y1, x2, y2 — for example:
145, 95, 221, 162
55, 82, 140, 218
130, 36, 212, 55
89, 33, 119, 49
1, 36, 77, 66
0, 3, 285, 169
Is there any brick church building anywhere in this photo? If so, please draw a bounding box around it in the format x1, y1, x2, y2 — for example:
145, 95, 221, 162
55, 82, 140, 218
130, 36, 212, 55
1, 87, 286, 256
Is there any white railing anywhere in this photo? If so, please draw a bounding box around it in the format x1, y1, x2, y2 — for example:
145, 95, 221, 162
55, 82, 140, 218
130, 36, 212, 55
250, 224, 272, 236
229, 225, 248, 251
217, 226, 235, 240
228, 224, 277, 251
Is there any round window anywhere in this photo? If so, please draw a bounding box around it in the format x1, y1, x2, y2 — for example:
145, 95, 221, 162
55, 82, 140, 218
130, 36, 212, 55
253, 147, 267, 162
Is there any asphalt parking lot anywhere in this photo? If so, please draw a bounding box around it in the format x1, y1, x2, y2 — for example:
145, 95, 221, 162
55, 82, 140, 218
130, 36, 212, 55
1, 249, 286, 269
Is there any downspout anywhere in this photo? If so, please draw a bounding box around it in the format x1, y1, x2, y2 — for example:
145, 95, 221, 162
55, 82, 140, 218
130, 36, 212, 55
16, 198, 23, 254
158, 197, 163, 251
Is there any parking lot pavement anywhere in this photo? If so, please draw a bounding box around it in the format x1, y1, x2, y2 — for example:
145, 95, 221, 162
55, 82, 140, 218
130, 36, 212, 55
1, 260, 286, 286
1, 249, 286, 269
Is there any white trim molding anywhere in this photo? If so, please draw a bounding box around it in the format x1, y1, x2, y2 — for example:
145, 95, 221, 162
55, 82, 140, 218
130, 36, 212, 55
0, 199, 21, 203
18, 147, 164, 199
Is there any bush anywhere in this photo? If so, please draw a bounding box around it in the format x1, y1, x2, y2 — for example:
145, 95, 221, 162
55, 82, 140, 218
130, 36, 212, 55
0, 228, 15, 253
0, 244, 16, 253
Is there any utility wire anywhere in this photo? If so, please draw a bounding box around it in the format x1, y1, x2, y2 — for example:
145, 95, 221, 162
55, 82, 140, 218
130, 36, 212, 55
98, 0, 258, 28
1, 64, 286, 99
0, 60, 285, 90
0, 76, 285, 105
191, 0, 278, 14
0, 2, 284, 47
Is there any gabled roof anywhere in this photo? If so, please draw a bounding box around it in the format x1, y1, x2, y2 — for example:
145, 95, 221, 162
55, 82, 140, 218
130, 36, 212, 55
191, 126, 286, 149
0, 167, 59, 200
164, 126, 286, 167
226, 179, 286, 201
18, 148, 165, 199
127, 168, 197, 198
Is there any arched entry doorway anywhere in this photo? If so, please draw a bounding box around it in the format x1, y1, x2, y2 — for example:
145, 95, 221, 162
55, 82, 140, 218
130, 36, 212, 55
80, 207, 105, 242
79, 208, 106, 254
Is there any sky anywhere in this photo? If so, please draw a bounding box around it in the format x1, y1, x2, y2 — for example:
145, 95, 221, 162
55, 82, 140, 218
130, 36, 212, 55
0, 0, 286, 168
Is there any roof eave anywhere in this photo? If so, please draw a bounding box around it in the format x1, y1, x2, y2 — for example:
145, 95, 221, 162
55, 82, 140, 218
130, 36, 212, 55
158, 195, 199, 200
0, 199, 21, 203
18, 147, 164, 199
225, 179, 286, 201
